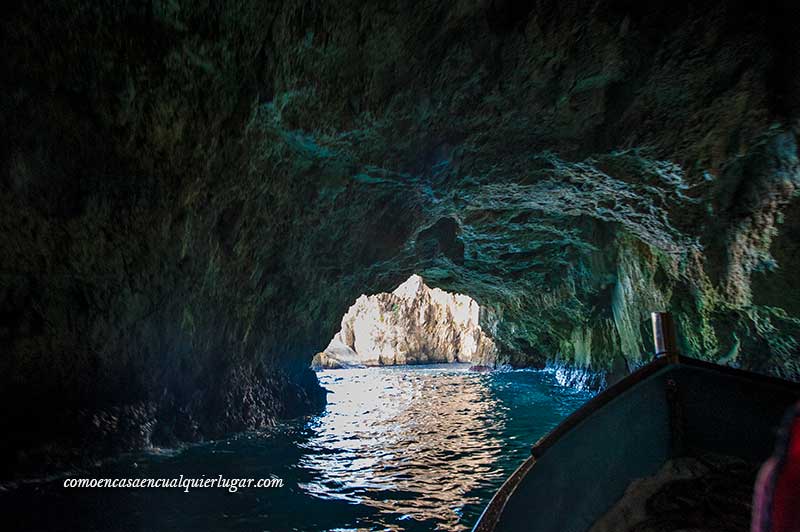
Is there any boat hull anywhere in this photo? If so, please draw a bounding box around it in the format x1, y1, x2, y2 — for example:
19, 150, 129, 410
474, 357, 800, 532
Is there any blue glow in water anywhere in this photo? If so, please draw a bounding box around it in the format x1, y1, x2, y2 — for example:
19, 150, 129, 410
3, 364, 592, 531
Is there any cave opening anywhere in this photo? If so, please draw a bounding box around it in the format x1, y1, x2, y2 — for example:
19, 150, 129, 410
300, 273, 595, 527
312, 274, 497, 370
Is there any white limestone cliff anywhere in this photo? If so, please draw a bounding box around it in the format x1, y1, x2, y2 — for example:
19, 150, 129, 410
313, 275, 497, 368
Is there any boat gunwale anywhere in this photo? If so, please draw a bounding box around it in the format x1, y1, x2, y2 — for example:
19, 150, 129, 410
471, 355, 800, 532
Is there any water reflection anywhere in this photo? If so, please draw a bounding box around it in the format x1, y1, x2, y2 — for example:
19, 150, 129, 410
0, 364, 592, 532
300, 365, 559, 530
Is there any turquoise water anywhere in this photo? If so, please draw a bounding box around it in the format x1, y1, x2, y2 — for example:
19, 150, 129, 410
3, 364, 592, 531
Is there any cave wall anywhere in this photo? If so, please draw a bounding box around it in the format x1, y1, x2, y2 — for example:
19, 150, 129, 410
1, 0, 799, 473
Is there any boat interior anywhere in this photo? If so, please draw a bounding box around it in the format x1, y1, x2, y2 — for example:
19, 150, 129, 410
474, 355, 800, 532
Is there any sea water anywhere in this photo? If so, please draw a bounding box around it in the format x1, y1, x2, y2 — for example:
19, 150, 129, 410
3, 364, 592, 531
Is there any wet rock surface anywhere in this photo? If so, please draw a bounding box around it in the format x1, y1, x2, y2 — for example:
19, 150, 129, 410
313, 275, 496, 368
1, 1, 799, 473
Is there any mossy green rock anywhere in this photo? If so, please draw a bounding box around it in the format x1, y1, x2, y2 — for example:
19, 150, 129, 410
1, 0, 799, 474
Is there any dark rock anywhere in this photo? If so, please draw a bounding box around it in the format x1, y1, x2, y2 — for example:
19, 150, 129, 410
0, 0, 799, 476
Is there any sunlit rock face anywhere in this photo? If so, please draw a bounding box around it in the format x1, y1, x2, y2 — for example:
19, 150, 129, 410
2, 1, 800, 472
313, 275, 496, 368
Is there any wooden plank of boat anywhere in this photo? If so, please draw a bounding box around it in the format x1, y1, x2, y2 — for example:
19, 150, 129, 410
473, 314, 800, 532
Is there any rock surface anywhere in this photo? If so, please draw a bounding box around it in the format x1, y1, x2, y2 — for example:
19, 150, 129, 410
313, 275, 496, 368
1, 0, 800, 473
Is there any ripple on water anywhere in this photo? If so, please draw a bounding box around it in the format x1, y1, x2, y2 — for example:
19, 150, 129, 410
0, 363, 592, 532
297, 364, 592, 530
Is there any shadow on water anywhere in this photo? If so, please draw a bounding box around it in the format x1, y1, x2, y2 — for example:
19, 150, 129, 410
1, 364, 592, 531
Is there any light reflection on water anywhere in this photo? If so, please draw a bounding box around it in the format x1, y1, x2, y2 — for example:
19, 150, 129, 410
299, 364, 592, 530
1, 364, 592, 532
